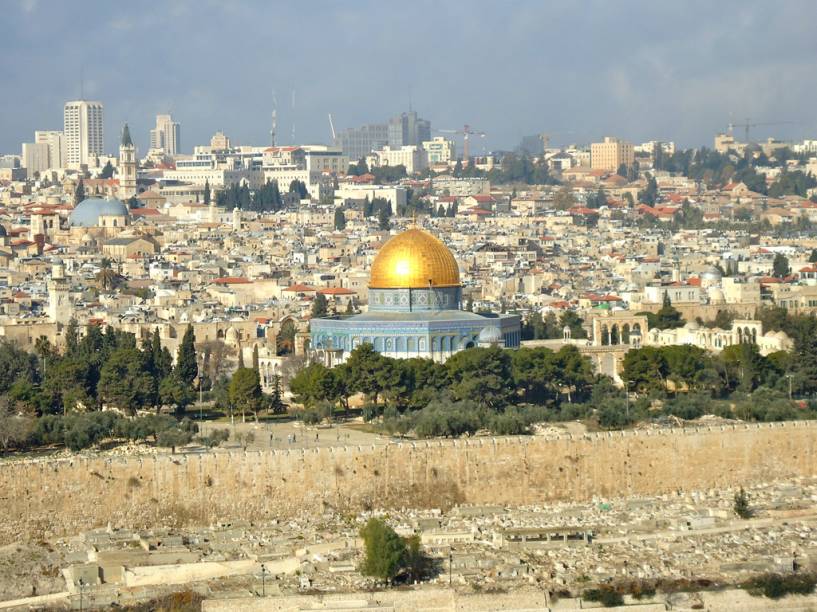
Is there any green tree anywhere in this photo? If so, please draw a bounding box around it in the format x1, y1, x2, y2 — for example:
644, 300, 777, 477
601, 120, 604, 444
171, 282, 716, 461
652, 292, 684, 330
156, 427, 193, 454
268, 374, 285, 414
229, 367, 262, 422
638, 174, 658, 205
622, 346, 668, 394
98, 348, 156, 414
334, 207, 346, 230
345, 344, 390, 404
159, 375, 195, 417
560, 311, 587, 339
446, 346, 514, 410
772, 253, 790, 278
359, 518, 408, 583
65, 318, 80, 356
0, 340, 39, 394
175, 325, 198, 386
74, 178, 85, 205
809, 249, 817, 264
203, 179, 211, 205
289, 179, 309, 199
378, 203, 391, 230
151, 329, 173, 380
733, 487, 753, 519
100, 160, 115, 179
311, 293, 328, 318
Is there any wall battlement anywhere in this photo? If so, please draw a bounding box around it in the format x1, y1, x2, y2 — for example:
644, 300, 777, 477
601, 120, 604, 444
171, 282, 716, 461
1, 420, 815, 544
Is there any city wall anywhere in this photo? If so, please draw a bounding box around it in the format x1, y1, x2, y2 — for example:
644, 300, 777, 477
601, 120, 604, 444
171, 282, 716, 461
1, 421, 816, 544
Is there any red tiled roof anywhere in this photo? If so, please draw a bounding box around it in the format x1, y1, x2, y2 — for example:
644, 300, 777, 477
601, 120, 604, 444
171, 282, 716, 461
131, 208, 161, 216
212, 277, 251, 285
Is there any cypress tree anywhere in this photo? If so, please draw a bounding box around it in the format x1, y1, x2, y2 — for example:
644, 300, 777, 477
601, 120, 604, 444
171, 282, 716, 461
204, 179, 211, 205
252, 344, 259, 371
175, 325, 198, 386
74, 178, 85, 205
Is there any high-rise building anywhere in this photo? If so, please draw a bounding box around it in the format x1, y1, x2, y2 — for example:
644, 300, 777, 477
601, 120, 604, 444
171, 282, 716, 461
21, 143, 50, 176
388, 111, 431, 147
149, 114, 180, 156
64, 100, 104, 167
34, 130, 64, 168
335, 111, 431, 163
590, 136, 634, 172
119, 124, 137, 199
210, 131, 231, 151
334, 124, 389, 162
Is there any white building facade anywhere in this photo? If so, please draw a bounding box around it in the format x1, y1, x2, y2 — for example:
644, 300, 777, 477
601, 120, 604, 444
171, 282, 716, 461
64, 100, 104, 167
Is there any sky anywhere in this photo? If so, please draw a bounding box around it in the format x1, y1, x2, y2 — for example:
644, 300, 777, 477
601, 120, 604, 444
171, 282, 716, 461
2, 0, 816, 156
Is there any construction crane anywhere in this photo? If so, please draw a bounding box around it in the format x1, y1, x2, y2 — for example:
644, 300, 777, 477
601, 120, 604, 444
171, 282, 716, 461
436, 124, 486, 160
727, 118, 798, 143
328, 113, 337, 141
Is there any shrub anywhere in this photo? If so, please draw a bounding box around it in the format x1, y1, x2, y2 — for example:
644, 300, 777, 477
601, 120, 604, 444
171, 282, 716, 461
199, 428, 229, 447
742, 572, 817, 599
583, 586, 624, 607
734, 488, 753, 519
300, 410, 321, 425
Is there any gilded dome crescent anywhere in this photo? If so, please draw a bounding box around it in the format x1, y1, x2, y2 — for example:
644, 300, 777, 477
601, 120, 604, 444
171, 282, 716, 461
369, 228, 461, 289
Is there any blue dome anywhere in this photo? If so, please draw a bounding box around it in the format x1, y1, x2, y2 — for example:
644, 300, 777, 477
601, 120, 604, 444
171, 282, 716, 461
69, 197, 129, 227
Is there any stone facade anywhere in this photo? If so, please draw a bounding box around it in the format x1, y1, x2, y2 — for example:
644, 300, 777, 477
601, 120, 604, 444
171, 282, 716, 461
1, 422, 815, 545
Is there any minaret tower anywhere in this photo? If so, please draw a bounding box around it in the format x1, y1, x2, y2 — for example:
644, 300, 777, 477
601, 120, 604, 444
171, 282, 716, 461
119, 123, 137, 200
47, 258, 70, 324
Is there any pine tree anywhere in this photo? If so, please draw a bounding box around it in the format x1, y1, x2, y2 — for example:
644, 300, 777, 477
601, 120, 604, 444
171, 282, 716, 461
175, 325, 198, 386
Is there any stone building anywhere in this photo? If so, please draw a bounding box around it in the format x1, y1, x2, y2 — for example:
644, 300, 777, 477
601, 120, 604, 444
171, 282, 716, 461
309, 228, 521, 364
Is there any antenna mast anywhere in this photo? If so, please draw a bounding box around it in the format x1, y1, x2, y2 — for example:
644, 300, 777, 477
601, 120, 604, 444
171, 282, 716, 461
270, 90, 278, 147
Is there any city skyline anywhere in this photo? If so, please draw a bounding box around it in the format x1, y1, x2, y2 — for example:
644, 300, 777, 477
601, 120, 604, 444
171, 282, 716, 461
2, 0, 817, 155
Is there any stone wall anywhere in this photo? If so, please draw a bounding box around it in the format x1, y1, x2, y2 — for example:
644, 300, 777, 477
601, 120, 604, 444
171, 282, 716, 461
1, 421, 815, 544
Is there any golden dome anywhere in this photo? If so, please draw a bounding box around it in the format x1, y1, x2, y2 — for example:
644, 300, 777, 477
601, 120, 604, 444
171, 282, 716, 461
369, 229, 461, 289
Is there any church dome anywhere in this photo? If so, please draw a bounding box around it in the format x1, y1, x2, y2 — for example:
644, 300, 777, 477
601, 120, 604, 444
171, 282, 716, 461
369, 228, 460, 289
69, 197, 129, 227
